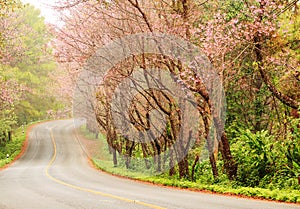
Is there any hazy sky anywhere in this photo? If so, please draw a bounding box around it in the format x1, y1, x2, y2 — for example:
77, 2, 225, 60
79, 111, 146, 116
21, 0, 60, 25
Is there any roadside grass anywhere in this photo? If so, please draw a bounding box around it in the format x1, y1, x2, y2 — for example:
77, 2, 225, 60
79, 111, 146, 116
0, 125, 28, 168
92, 159, 300, 203
0, 120, 47, 168
79, 126, 300, 203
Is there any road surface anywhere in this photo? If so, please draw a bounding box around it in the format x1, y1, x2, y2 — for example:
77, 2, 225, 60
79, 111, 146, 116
0, 120, 299, 209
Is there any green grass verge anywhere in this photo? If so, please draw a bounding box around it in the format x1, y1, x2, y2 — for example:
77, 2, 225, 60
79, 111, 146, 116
0, 125, 28, 168
92, 159, 300, 203
80, 126, 300, 204
0, 120, 47, 168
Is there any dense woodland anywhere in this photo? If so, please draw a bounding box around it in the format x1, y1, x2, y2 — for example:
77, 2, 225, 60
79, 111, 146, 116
1, 0, 299, 191
0, 1, 66, 144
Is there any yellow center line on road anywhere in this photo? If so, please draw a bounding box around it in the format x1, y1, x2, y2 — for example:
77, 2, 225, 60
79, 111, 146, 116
45, 128, 167, 209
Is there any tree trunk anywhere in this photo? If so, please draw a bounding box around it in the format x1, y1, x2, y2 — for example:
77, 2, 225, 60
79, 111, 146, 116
219, 132, 237, 180
206, 129, 219, 179
8, 131, 12, 141
191, 155, 199, 181
178, 156, 189, 179
112, 148, 117, 167
169, 148, 176, 176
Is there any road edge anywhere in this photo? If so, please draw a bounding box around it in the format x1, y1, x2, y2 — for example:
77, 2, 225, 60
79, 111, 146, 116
0, 121, 48, 171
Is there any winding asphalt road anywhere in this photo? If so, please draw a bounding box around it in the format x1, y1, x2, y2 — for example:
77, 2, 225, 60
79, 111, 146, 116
0, 120, 299, 209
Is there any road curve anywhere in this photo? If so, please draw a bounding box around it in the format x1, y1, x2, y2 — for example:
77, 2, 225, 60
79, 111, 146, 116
0, 120, 299, 209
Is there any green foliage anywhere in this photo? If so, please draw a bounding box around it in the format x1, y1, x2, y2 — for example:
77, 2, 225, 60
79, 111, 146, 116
232, 128, 300, 190
11, 5, 59, 125
0, 65, 20, 141
233, 129, 277, 186
283, 114, 300, 180
0, 111, 16, 142
1, 4, 65, 127
0, 124, 26, 167
220, 0, 247, 21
